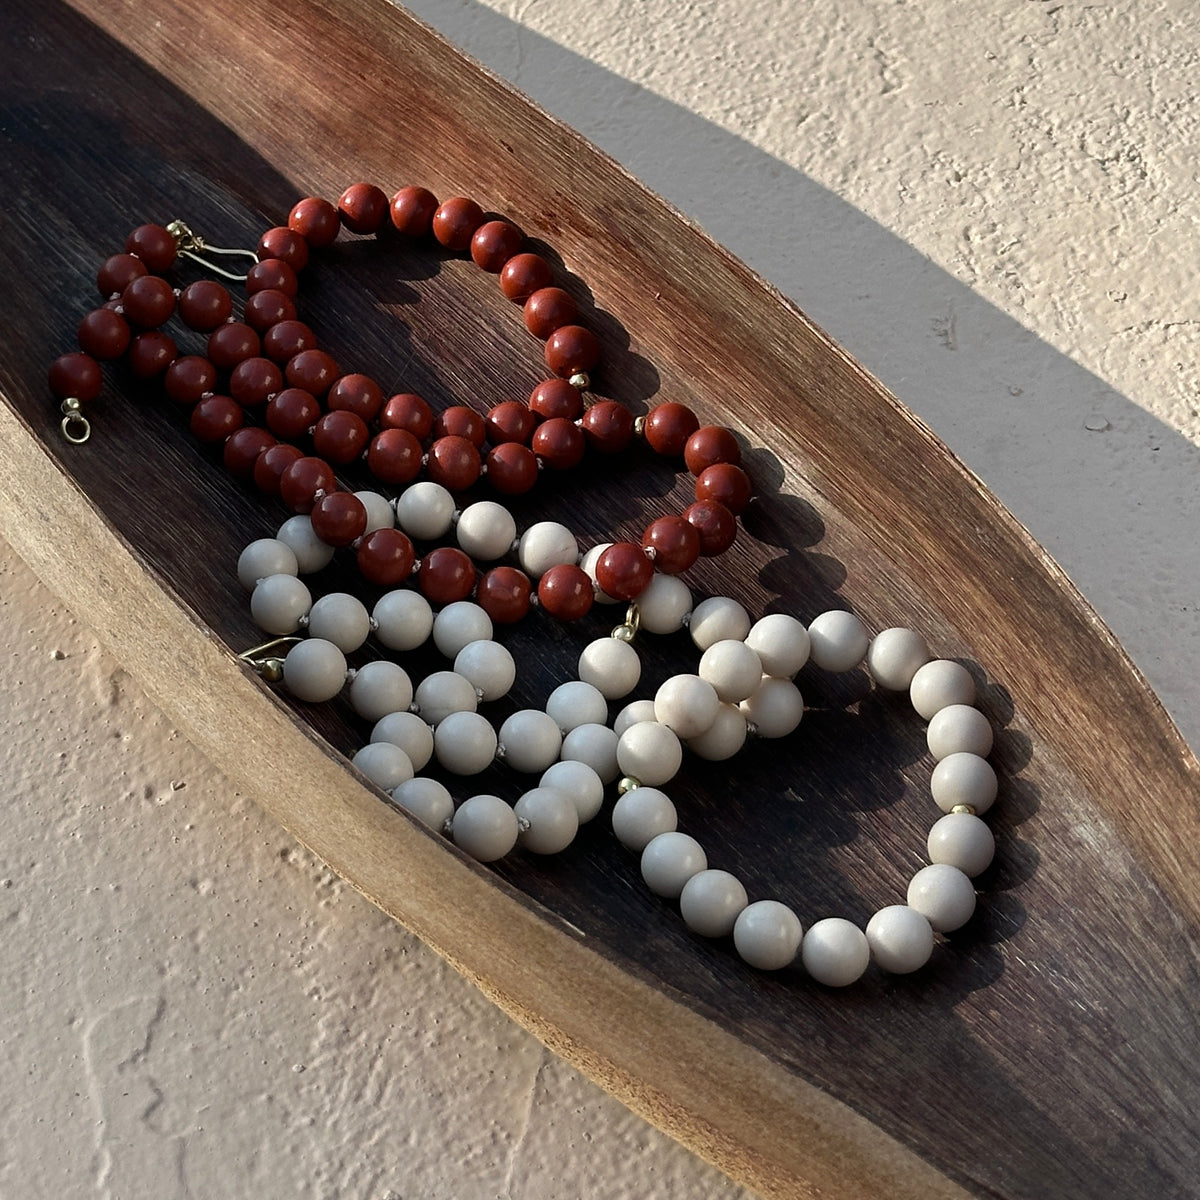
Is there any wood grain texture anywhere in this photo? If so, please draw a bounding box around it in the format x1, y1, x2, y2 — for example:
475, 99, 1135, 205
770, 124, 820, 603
2, 1, 1199, 1197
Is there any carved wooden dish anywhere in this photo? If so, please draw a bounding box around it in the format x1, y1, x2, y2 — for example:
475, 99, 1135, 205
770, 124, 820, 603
2, 2, 1198, 1197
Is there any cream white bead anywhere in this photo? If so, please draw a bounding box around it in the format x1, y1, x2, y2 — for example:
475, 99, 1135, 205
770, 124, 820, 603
613, 699, 657, 738
865, 905, 934, 974
698, 639, 763, 702
451, 795, 518, 862
391, 777, 453, 830
540, 760, 605, 824
689, 596, 751, 650
281, 638, 346, 702
867, 627, 930, 690
806, 610, 870, 673
739, 677, 804, 738
930, 752, 998, 815
307, 592, 371, 652
927, 704, 993, 760
580, 542, 619, 604
611, 787, 677, 851
514, 787, 579, 854
907, 863, 976, 932
453, 640, 516, 703
371, 711, 434, 771
928, 813, 995, 877
577, 637, 641, 699
354, 490, 395, 533
560, 723, 620, 783
372, 590, 434, 652
636, 574, 693, 635
745, 613, 810, 678
640, 832, 707, 898
733, 900, 803, 970
394, 481, 455, 540
432, 601, 493, 658
654, 674, 720, 739
238, 538, 299, 590
455, 501, 517, 561
349, 661, 413, 721
498, 709, 562, 773
801, 917, 870, 986
616, 721, 683, 787
518, 521, 579, 577
910, 659, 976, 720
251, 574, 312, 635
545, 681, 609, 732
413, 671, 478, 726
276, 515, 336, 573
686, 703, 748, 761
434, 710, 499, 775
679, 870, 748, 938
351, 742, 414, 790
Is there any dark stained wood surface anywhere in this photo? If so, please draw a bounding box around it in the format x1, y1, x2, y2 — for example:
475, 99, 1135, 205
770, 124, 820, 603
2, 1, 1199, 1197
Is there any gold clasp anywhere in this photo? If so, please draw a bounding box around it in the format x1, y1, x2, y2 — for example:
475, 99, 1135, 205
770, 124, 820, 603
167, 219, 258, 282
59, 397, 91, 444
238, 636, 300, 682
611, 602, 641, 643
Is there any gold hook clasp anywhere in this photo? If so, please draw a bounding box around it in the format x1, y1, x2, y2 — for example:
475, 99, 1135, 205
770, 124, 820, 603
238, 636, 300, 682
611, 603, 641, 643
167, 219, 258, 282
59, 397, 91, 444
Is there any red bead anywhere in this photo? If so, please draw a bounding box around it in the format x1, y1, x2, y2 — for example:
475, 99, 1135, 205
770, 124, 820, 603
426, 435, 481, 491
476, 566, 532, 624
595, 542, 654, 601
178, 280, 233, 331
432, 196, 485, 250
580, 400, 634, 453
266, 387, 322, 439
120, 275, 176, 328
207, 322, 261, 369
418, 547, 476, 605
358, 528, 416, 585
223, 426, 276, 478
189, 395, 244, 444
485, 443, 539, 495
643, 402, 699, 457
77, 308, 131, 359
48, 352, 102, 401
243, 288, 297, 332
312, 410, 370, 464
684, 499, 737, 556
529, 378, 583, 421
484, 400, 537, 445
390, 186, 439, 237
124, 224, 176, 272
310, 491, 368, 546
286, 349, 339, 396
523, 287, 578, 339
97, 253, 146, 297
531, 417, 585, 470
288, 197, 341, 248
695, 462, 753, 515
684, 425, 741, 475
380, 392, 433, 440
252, 442, 304, 495
230, 357, 283, 407
279, 456, 336, 514
262, 320, 317, 363
257, 228, 309, 272
126, 331, 177, 379
163, 355, 217, 406
470, 220, 523, 272
537, 564, 594, 621
338, 183, 390, 235
642, 515, 700, 575
545, 325, 600, 377
433, 405, 486, 446
327, 373, 383, 422
245, 258, 298, 297
500, 253, 552, 302
367, 428, 424, 485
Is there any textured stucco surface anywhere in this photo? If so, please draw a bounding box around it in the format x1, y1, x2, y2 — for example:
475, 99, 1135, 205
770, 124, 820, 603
4, 1, 1199, 1197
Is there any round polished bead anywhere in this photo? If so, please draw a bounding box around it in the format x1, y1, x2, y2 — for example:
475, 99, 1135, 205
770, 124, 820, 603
250, 574, 312, 634
518, 522, 577, 577
389, 186, 439, 237
684, 499, 737, 556
745, 613, 810, 679
435, 711, 499, 776
500, 252, 552, 301
307, 591, 371, 652
380, 392, 434, 439
392, 777, 454, 830
739, 677, 804, 739
257, 227, 309, 271
734, 901, 803, 971
327, 373, 384, 422
699, 639, 764, 703
279, 456, 336, 515
265, 387, 321, 439
476, 567, 532, 624
616, 721, 683, 787
418, 547, 476, 605
372, 712, 435, 772
927, 704, 993, 761
286, 349, 339, 396
636, 574, 693, 635
452, 795, 518, 862
540, 760, 606, 824
309, 491, 368, 547
613, 699, 658, 738
349, 660, 414, 721
127, 331, 178, 378
485, 400, 537, 446
261, 319, 315, 363
498, 709, 562, 773
560, 723, 620, 783
97, 252, 146, 297
537, 564, 594, 621
252, 444, 304, 497
454, 640, 517, 702
288, 196, 341, 247
680, 870, 748, 938
695, 463, 753, 515
907, 863, 977, 932
867, 627, 931, 691
395, 482, 456, 541
689, 596, 752, 650
807, 610, 871, 673
801, 918, 870, 986
577, 637, 641, 699
230, 356, 284, 408
642, 516, 701, 575
596, 542, 654, 601
208, 322, 261, 369
372, 589, 434, 651
641, 832, 707, 899
352, 742, 415, 791
865, 906, 935, 974
611, 786, 677, 851
121, 274, 175, 327
282, 638, 347, 703
413, 670, 478, 726
546, 325, 600, 377
546, 681, 609, 732
77, 307, 131, 359
529, 378, 583, 421
643, 402, 700, 457
524, 287, 578, 339
654, 674, 720, 739
426, 435, 482, 491
355, 491, 395, 533
432, 601, 494, 658
276, 514, 336, 572
531, 417, 586, 470
357, 528, 416, 586
222, 426, 274, 479
470, 219, 523, 272
48, 352, 102, 401
432, 196, 485, 249
928, 813, 996, 877
684, 425, 741, 475
910, 660, 977, 721
245, 258, 299, 297
580, 400, 634, 454
434, 406, 487, 445
366, 428, 424, 485
243, 287, 297, 332
687, 703, 748, 761
237, 538, 299, 591
313, 410, 370, 464
930, 752, 998, 815
338, 182, 389, 234
485, 443, 539, 495
515, 787, 580, 854
125, 222, 176, 271
176, 279, 233, 332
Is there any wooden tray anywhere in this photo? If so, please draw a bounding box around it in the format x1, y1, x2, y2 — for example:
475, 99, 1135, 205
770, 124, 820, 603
3, 2, 1199, 1197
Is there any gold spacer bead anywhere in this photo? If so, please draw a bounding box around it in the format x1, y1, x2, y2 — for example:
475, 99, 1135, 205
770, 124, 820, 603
612, 623, 635, 643
633, 414, 647, 437
950, 803, 977, 816
617, 776, 642, 795
260, 658, 285, 683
